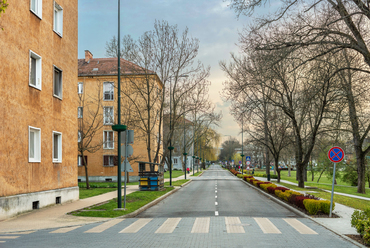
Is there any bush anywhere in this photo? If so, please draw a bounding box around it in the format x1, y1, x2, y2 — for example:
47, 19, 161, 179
253, 180, 261, 186
319, 200, 335, 214
279, 190, 298, 201
303, 199, 321, 215
260, 183, 275, 192
256, 181, 271, 188
351, 208, 370, 243
275, 190, 283, 198
295, 196, 310, 209
304, 193, 320, 200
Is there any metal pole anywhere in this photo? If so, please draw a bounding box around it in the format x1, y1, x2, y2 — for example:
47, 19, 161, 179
241, 115, 243, 175
193, 114, 195, 176
124, 130, 127, 208
329, 163, 336, 217
117, 0, 122, 209
169, 78, 172, 186
184, 112, 186, 179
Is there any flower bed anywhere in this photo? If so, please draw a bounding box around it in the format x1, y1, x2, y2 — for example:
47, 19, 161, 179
238, 175, 336, 217
351, 208, 370, 246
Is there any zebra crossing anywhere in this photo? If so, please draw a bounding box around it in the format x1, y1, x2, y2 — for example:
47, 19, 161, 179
45, 217, 318, 235
0, 231, 35, 244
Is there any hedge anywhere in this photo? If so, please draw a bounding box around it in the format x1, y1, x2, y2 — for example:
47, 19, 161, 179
303, 199, 321, 215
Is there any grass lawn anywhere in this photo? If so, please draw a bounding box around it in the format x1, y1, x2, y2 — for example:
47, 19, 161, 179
164, 170, 186, 178
78, 182, 139, 199
164, 179, 189, 187
71, 187, 174, 218
278, 182, 370, 211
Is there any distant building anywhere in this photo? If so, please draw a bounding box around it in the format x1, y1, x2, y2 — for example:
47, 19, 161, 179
0, 1, 79, 220
77, 51, 163, 182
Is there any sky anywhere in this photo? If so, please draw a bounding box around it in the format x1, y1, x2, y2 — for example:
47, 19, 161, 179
78, 0, 256, 145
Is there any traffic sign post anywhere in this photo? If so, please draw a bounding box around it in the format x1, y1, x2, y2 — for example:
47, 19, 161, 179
327, 146, 344, 217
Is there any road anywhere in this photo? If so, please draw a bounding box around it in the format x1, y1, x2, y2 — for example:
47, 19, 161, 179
0, 164, 358, 248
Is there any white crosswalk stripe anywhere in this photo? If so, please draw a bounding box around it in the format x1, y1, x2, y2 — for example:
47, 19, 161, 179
85, 219, 124, 233
47, 217, 319, 235
191, 217, 210, 233
155, 218, 181, 233
283, 218, 318, 234
254, 218, 281, 234
119, 218, 152, 233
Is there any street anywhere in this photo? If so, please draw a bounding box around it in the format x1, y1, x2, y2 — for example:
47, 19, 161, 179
0, 165, 358, 248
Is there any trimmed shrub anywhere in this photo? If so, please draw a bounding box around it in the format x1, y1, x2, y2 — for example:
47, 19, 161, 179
260, 183, 276, 192
279, 190, 296, 201
304, 194, 320, 200
351, 208, 370, 243
303, 199, 321, 215
275, 190, 283, 197
256, 181, 271, 188
295, 196, 310, 209
319, 200, 335, 214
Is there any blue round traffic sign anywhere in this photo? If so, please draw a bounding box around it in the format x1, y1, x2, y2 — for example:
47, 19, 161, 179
328, 147, 345, 163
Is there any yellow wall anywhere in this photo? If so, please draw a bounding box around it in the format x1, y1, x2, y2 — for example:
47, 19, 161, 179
77, 75, 163, 180
0, 1, 78, 196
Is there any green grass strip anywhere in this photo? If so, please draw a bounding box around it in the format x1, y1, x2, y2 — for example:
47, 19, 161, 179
72, 187, 174, 218
164, 179, 189, 187
79, 188, 118, 199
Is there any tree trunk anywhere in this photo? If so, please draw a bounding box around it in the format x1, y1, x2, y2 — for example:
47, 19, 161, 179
357, 154, 366, 193
296, 162, 305, 188
275, 157, 280, 183
317, 168, 325, 183
288, 162, 291, 177
84, 164, 90, 189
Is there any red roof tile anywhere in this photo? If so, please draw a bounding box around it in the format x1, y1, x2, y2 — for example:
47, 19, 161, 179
78, 57, 156, 76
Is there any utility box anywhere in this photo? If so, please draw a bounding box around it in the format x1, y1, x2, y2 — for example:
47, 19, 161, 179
137, 161, 164, 191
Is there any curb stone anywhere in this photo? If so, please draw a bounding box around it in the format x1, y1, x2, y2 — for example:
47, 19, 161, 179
239, 177, 366, 248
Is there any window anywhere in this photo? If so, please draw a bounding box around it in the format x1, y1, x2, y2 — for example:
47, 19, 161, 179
78, 155, 87, 166
29, 126, 41, 162
78, 107, 83, 118
78, 130, 82, 142
78, 82, 83, 94
29, 50, 42, 90
53, 2, 63, 36
30, 0, 42, 19
103, 82, 114, 101
103, 155, 118, 167
103, 131, 114, 149
53, 66, 63, 98
173, 158, 178, 164
103, 106, 114, 125
53, 131, 62, 163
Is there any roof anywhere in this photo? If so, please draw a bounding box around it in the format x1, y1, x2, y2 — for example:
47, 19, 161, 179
78, 57, 156, 77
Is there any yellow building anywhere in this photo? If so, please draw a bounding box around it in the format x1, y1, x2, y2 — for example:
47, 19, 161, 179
0, 1, 78, 220
78, 51, 163, 182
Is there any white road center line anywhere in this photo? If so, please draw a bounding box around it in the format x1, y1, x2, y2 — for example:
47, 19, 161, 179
215, 202, 218, 205
215, 211, 219, 216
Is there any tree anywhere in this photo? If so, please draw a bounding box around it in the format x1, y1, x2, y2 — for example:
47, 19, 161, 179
218, 137, 241, 164
106, 20, 218, 167
78, 82, 105, 189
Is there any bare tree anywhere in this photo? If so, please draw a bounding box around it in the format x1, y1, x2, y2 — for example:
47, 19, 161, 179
78, 82, 105, 189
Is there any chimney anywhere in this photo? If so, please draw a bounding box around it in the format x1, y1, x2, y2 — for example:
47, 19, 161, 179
85, 50, 93, 63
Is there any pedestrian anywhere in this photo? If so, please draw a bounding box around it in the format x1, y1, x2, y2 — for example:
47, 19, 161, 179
187, 167, 190, 174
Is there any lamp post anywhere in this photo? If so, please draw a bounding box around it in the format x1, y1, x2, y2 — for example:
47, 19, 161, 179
241, 114, 244, 175
183, 111, 188, 179
168, 74, 188, 186
111, 0, 127, 210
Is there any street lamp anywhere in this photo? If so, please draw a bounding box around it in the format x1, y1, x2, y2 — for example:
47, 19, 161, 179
183, 109, 188, 179
168, 74, 188, 186
241, 114, 244, 175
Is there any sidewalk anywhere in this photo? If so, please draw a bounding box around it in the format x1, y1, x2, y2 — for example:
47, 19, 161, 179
0, 175, 195, 234
253, 176, 361, 235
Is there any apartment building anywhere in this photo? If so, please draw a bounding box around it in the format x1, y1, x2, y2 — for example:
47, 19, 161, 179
0, 1, 79, 220
77, 51, 163, 182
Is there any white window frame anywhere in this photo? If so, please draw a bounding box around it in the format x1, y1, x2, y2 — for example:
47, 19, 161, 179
30, 0, 42, 19
53, 65, 63, 99
78, 156, 83, 166
78, 82, 83, 94
103, 131, 114, 149
53, 1, 63, 37
103, 106, 114, 125
78, 107, 83, 118
103, 82, 114, 101
29, 50, 42, 90
29, 126, 41, 163
173, 158, 178, 164
53, 131, 62, 163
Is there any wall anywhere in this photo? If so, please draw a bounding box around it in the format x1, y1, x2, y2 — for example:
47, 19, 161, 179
0, 0, 78, 217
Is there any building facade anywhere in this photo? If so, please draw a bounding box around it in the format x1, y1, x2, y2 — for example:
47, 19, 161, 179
77, 51, 163, 182
0, 1, 79, 220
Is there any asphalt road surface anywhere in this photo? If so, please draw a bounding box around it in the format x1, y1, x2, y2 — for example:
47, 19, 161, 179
137, 164, 298, 218
0, 164, 358, 248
